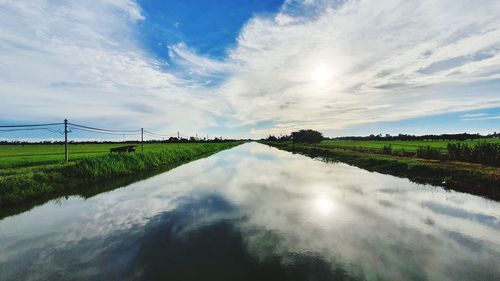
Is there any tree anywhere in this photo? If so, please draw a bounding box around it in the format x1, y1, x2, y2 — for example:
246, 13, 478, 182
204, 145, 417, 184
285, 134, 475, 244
266, 135, 278, 141
291, 129, 323, 144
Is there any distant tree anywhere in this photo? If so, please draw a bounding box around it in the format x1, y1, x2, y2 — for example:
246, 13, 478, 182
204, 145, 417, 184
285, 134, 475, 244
291, 129, 323, 144
266, 135, 278, 141
279, 134, 291, 141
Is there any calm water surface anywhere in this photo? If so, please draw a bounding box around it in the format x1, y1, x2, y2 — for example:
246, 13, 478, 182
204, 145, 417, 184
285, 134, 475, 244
0, 143, 499, 280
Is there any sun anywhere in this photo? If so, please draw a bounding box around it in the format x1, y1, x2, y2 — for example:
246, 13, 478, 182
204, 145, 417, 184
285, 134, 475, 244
314, 196, 334, 215
311, 64, 333, 83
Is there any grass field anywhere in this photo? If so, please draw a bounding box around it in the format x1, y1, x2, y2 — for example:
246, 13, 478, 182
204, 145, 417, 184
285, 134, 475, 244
0, 143, 222, 168
0, 142, 243, 208
3, 139, 498, 168
320, 138, 500, 154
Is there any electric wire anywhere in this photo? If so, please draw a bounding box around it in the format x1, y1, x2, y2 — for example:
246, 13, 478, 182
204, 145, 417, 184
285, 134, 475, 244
69, 127, 139, 136
143, 130, 177, 138
0, 123, 63, 128
69, 122, 141, 133
0, 127, 64, 134
0, 121, 196, 141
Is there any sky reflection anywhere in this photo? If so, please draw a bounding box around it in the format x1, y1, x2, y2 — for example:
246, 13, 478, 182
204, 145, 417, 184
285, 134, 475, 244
0, 143, 499, 280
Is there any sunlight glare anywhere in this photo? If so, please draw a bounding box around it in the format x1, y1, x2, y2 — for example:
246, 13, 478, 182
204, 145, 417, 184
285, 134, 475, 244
311, 64, 333, 84
314, 196, 334, 215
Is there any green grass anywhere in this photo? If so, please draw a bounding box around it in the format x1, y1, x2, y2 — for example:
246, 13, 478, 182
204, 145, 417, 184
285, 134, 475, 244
0, 142, 243, 208
319, 138, 500, 154
0, 143, 226, 168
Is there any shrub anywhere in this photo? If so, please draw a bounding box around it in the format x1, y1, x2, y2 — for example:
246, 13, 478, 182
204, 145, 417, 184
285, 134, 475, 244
416, 146, 441, 159
382, 144, 392, 155
447, 142, 500, 166
291, 130, 323, 144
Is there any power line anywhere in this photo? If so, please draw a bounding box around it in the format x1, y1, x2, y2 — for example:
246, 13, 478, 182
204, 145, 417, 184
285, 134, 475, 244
143, 130, 177, 138
46, 128, 65, 135
0, 120, 188, 140
0, 123, 63, 128
69, 127, 139, 136
0, 127, 64, 134
143, 130, 176, 136
0, 120, 209, 163
69, 122, 141, 133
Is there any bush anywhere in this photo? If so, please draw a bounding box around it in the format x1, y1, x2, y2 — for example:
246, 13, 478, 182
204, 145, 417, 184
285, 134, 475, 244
416, 146, 441, 159
382, 144, 392, 155
291, 129, 323, 144
447, 142, 500, 166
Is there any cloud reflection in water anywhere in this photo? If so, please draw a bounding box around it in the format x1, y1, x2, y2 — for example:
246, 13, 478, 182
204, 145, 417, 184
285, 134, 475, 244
0, 143, 498, 280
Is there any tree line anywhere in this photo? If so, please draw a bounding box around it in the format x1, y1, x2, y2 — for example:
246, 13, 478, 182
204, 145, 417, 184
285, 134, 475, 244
0, 138, 242, 145
262, 130, 323, 144
333, 132, 499, 141
263, 131, 499, 143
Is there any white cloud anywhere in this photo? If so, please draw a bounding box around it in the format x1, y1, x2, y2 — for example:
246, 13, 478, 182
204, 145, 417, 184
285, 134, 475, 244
460, 113, 488, 119
212, 0, 500, 137
461, 113, 500, 121
0, 0, 217, 135
101, 0, 144, 20
168, 43, 236, 79
1, 0, 500, 138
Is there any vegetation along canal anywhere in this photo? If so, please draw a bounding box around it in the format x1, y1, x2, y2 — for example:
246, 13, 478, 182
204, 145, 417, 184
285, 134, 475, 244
0, 142, 498, 280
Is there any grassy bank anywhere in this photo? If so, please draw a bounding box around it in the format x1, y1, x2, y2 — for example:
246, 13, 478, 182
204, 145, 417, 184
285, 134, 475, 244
0, 142, 236, 168
320, 139, 500, 166
262, 141, 500, 201
0, 142, 243, 208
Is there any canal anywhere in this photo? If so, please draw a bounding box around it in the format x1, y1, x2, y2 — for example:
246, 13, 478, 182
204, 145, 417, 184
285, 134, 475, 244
0, 142, 498, 280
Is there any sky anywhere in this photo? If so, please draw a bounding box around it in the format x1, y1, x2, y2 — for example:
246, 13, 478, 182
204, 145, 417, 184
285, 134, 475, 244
1, 0, 500, 141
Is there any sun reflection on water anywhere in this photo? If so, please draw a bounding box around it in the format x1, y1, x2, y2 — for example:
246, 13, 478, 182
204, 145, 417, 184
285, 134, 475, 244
313, 195, 335, 216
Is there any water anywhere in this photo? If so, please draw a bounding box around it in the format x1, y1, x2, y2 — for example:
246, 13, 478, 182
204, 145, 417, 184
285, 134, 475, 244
0, 142, 499, 281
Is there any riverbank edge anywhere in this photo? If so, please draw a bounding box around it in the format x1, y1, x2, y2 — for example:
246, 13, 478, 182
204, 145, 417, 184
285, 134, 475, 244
0, 142, 244, 208
261, 141, 500, 201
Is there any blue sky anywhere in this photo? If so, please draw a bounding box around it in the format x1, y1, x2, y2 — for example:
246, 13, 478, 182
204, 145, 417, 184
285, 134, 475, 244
137, 0, 283, 61
0, 0, 499, 141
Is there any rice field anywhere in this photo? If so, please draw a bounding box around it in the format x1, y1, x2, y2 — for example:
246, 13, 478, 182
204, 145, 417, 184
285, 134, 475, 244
319, 138, 500, 154
0, 143, 221, 168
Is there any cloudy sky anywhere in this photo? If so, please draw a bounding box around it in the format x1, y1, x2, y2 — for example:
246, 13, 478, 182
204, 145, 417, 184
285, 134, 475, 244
1, 0, 500, 140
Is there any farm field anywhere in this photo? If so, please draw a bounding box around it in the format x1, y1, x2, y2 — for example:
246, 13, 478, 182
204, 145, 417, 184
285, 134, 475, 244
0, 143, 223, 168
320, 138, 500, 154
0, 142, 243, 207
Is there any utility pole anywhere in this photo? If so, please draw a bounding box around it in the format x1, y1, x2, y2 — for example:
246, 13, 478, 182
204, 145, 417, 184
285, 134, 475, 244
177, 131, 180, 148
64, 119, 68, 162
141, 128, 144, 153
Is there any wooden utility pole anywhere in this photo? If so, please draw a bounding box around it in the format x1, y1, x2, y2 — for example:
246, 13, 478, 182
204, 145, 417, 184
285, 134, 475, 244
177, 131, 180, 148
64, 119, 68, 162
141, 128, 144, 153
